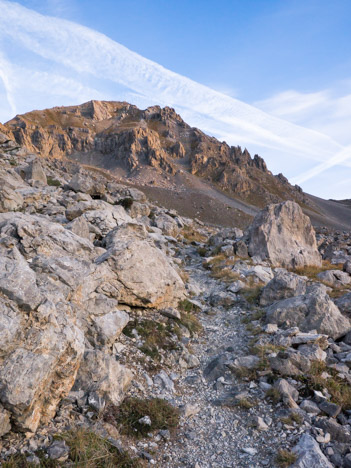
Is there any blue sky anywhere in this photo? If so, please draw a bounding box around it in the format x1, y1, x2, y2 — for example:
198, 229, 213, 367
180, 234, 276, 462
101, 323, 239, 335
1, 0, 351, 199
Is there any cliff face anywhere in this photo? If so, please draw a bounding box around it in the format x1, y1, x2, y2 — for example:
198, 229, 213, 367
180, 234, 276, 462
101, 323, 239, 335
5, 100, 306, 206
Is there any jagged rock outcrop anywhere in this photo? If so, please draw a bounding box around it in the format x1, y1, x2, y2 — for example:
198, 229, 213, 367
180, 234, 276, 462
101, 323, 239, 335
4, 100, 308, 207
246, 201, 322, 268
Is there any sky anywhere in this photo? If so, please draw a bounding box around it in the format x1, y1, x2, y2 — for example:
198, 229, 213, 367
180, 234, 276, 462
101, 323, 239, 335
0, 0, 351, 199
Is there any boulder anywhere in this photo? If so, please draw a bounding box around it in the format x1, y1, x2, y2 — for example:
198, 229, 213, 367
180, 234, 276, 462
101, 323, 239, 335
0, 245, 42, 310
0, 300, 84, 432
91, 310, 129, 346
247, 201, 322, 268
292, 433, 333, 468
269, 349, 311, 376
0, 405, 11, 437
153, 213, 179, 237
266, 284, 351, 340
97, 224, 185, 308
343, 260, 351, 274
260, 269, 307, 306
73, 350, 132, 406
334, 292, 351, 318
82, 206, 132, 236
65, 216, 91, 240
317, 269, 351, 288
24, 159, 47, 185
66, 172, 105, 196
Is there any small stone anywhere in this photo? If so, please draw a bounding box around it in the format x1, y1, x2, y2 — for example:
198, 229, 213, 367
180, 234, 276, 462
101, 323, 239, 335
316, 432, 331, 443
159, 429, 170, 440
181, 403, 200, 418
264, 323, 278, 334
252, 416, 269, 431
242, 447, 257, 455
138, 416, 151, 426
160, 308, 181, 320
47, 440, 70, 462
26, 455, 40, 465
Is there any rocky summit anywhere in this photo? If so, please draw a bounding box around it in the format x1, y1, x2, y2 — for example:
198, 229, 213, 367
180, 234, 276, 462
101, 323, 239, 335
4, 100, 307, 210
1, 110, 351, 468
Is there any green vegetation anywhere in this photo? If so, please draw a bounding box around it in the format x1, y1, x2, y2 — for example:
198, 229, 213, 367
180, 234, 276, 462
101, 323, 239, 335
280, 412, 303, 426
182, 226, 207, 243
104, 397, 179, 438
275, 449, 297, 467
47, 176, 61, 187
265, 387, 281, 403
301, 360, 351, 410
293, 260, 342, 280
117, 197, 134, 210
2, 429, 140, 468
241, 285, 263, 305
236, 397, 256, 409
123, 318, 179, 362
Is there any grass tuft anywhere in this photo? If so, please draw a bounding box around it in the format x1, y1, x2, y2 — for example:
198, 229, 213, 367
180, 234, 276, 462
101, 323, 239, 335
275, 449, 297, 467
47, 176, 61, 187
3, 429, 140, 468
104, 398, 179, 438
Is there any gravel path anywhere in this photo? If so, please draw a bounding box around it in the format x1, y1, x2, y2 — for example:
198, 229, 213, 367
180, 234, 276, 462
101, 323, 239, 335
151, 245, 304, 468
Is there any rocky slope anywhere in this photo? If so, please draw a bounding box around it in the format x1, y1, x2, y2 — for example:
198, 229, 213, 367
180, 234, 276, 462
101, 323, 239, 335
1, 124, 351, 467
4, 100, 307, 209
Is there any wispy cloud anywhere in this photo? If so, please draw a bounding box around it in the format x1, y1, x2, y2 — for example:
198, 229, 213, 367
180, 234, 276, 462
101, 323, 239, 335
0, 0, 350, 198
255, 87, 351, 146
0, 50, 17, 116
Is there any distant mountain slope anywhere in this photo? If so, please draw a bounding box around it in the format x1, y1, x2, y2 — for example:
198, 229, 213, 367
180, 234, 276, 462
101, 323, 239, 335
5, 100, 308, 208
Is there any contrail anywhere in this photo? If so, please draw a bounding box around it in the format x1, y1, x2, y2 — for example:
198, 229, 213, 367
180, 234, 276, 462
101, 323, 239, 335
0, 0, 343, 166
291, 145, 351, 185
0, 51, 17, 117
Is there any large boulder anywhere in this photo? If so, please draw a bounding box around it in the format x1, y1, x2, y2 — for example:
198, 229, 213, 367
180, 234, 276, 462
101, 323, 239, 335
260, 269, 307, 306
0, 297, 84, 432
97, 223, 185, 308
266, 284, 351, 339
292, 433, 333, 468
247, 201, 322, 268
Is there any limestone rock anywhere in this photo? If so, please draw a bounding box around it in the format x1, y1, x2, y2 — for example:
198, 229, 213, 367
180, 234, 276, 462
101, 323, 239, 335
0, 246, 42, 310
265, 284, 351, 340
247, 201, 322, 268
153, 213, 179, 237
97, 223, 185, 308
73, 350, 132, 406
91, 310, 129, 346
260, 269, 307, 306
0, 405, 11, 437
317, 269, 351, 288
24, 159, 47, 185
334, 292, 351, 318
0, 182, 23, 212
0, 306, 84, 432
292, 433, 333, 468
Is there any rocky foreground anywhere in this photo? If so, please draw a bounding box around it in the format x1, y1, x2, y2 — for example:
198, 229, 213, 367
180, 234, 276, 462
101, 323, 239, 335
0, 130, 351, 467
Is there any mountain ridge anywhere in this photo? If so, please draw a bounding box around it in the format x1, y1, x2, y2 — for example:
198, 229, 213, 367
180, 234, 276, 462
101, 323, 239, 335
4, 100, 308, 209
